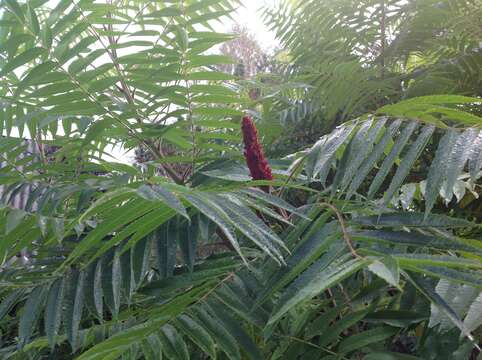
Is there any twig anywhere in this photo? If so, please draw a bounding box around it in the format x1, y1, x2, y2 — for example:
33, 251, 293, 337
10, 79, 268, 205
276, 155, 305, 198
196, 272, 235, 304
318, 202, 362, 259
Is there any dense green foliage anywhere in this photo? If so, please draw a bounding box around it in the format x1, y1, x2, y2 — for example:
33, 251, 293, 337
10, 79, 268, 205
258, 0, 482, 153
0, 0, 481, 359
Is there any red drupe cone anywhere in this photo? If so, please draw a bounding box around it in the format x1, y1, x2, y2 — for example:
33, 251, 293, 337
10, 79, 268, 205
241, 116, 273, 182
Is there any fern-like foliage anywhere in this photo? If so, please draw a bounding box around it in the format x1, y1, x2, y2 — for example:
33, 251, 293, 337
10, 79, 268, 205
0, 0, 481, 359
298, 111, 482, 214
259, 0, 482, 146
1, 115, 481, 359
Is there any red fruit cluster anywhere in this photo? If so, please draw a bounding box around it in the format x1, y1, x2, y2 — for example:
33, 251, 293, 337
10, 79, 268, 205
241, 116, 273, 181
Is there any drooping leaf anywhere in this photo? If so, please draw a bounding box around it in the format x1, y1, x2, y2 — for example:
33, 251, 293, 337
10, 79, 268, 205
192, 307, 241, 360
368, 256, 400, 288
159, 324, 190, 360
19, 286, 47, 348
137, 184, 189, 220
383, 125, 435, 203
175, 314, 216, 359
63, 270, 86, 351
404, 272, 475, 343
269, 256, 369, 325
424, 129, 458, 216
45, 278, 65, 349
353, 212, 475, 228
367, 121, 418, 199
338, 326, 399, 354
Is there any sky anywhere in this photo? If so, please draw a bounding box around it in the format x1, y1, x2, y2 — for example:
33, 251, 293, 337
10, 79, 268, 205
227, 0, 279, 50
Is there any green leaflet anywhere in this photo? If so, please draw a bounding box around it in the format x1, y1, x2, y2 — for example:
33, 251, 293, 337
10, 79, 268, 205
0, 47, 46, 77
39, 91, 88, 106
192, 306, 241, 360
383, 125, 435, 204
215, 281, 268, 327
442, 128, 480, 200
468, 133, 482, 180
46, 101, 105, 116
137, 184, 189, 220
118, 204, 176, 256
346, 118, 402, 199
405, 265, 482, 288
28, 81, 78, 97
76, 285, 214, 360
338, 326, 399, 354
188, 54, 234, 67
0, 216, 38, 263
143, 7, 182, 18
175, 315, 216, 359
58, 36, 98, 65
363, 352, 423, 359
193, 107, 243, 118
100, 251, 118, 318
94, 259, 104, 318
365, 310, 427, 328
212, 194, 286, 264
159, 324, 190, 360
83, 261, 99, 318
187, 71, 235, 81
4, 0, 25, 21
429, 280, 479, 331
404, 272, 475, 343
368, 256, 400, 288
15, 60, 57, 95
120, 250, 133, 303
5, 207, 26, 234
239, 188, 309, 219
69, 49, 106, 73
377, 96, 482, 126
424, 129, 458, 216
464, 293, 482, 333
254, 221, 340, 309
26, 3, 40, 34
332, 118, 374, 196
45, 278, 65, 349
140, 256, 240, 297
131, 236, 151, 288
177, 216, 198, 272
305, 123, 356, 180
367, 121, 418, 199
0, 289, 26, 322
182, 192, 245, 263
353, 212, 476, 228
111, 248, 122, 317
318, 309, 371, 348
18, 286, 47, 348
268, 255, 369, 325
353, 230, 481, 254
154, 221, 178, 279
63, 199, 156, 266
304, 305, 342, 339
140, 334, 162, 360
63, 270, 85, 351
392, 254, 482, 269
206, 299, 262, 360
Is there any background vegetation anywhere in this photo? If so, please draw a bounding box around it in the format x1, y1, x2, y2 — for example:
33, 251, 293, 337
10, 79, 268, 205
0, 0, 480, 359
